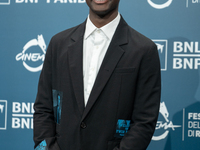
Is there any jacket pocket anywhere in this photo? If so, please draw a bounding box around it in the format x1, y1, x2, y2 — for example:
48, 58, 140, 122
114, 67, 135, 73
107, 139, 121, 150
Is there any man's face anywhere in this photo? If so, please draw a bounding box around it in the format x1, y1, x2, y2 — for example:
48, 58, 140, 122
86, 0, 120, 17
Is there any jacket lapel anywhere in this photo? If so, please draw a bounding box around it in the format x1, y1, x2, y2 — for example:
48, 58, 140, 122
81, 17, 129, 121
68, 22, 86, 115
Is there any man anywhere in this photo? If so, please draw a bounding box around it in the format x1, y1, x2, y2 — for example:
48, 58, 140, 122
34, 0, 161, 150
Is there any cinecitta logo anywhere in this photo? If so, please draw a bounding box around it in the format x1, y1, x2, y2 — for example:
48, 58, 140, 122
147, 0, 173, 9
152, 102, 181, 141
16, 35, 46, 72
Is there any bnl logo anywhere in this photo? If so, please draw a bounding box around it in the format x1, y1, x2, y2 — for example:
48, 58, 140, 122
153, 40, 168, 71
0, 0, 10, 5
0, 100, 7, 130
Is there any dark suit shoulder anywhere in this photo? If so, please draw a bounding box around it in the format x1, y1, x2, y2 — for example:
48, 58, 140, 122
127, 25, 156, 49
50, 22, 84, 43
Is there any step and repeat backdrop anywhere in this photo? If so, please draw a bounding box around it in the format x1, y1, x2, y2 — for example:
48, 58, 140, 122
0, 0, 199, 149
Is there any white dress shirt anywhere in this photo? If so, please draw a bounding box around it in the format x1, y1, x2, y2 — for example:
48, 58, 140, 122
83, 13, 121, 105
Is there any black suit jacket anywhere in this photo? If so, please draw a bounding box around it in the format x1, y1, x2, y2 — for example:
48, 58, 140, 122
34, 17, 161, 150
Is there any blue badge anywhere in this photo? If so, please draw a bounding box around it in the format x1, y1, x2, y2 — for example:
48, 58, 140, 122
115, 119, 131, 138
52, 90, 63, 124
35, 140, 48, 150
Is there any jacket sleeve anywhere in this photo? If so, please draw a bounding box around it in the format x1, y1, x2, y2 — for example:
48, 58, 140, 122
115, 43, 161, 150
33, 38, 60, 150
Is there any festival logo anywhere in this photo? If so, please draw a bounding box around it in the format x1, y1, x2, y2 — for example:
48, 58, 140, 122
147, 0, 173, 9
0, 0, 10, 5
153, 40, 168, 71
0, 100, 7, 130
16, 35, 46, 72
152, 102, 181, 141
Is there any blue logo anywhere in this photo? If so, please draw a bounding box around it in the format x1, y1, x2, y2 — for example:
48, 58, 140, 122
35, 140, 48, 150
0, 100, 7, 130
115, 119, 131, 138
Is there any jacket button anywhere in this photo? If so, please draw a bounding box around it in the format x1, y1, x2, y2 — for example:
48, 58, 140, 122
80, 122, 87, 129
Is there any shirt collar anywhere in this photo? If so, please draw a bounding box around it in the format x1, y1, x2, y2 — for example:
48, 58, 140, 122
84, 12, 121, 40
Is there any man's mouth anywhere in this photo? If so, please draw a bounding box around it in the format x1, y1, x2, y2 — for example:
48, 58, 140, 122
93, 0, 109, 4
